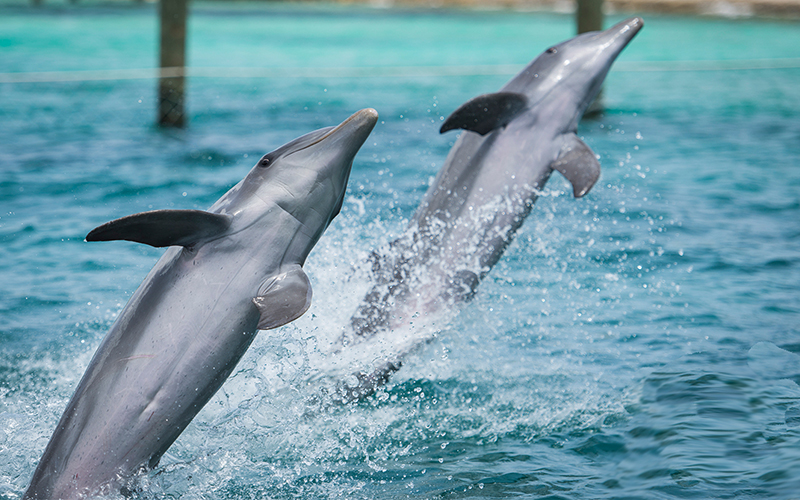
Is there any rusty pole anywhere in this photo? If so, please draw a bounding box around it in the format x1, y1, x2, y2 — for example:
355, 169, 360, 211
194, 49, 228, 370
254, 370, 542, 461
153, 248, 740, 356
576, 0, 604, 115
576, 0, 604, 34
158, 0, 188, 128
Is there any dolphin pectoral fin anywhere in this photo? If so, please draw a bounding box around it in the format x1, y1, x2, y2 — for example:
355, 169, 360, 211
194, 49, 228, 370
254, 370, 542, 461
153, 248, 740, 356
86, 209, 232, 248
440, 92, 528, 136
552, 134, 601, 198
253, 265, 313, 330
445, 270, 479, 302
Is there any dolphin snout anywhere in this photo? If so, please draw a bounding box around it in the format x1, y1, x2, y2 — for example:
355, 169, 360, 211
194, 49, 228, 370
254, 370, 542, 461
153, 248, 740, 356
333, 108, 379, 144
321, 108, 379, 162
622, 16, 644, 35
593, 16, 643, 58
610, 16, 644, 41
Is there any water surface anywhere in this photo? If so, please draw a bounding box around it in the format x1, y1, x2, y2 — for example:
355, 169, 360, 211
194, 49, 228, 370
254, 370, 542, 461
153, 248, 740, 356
1, 4, 800, 499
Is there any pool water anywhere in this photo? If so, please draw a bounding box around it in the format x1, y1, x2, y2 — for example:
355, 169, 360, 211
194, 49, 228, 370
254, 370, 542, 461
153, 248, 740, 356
2, 3, 800, 499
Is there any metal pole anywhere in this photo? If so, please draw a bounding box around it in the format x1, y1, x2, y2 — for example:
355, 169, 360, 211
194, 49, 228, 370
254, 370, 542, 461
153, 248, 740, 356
576, 0, 604, 116
158, 0, 188, 128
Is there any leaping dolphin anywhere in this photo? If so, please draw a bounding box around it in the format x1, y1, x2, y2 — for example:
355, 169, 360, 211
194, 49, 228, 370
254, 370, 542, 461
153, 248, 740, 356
24, 108, 379, 499
338, 18, 643, 399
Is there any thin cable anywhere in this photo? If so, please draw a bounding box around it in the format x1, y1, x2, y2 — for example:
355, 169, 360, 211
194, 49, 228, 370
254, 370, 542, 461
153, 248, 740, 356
1, 58, 798, 84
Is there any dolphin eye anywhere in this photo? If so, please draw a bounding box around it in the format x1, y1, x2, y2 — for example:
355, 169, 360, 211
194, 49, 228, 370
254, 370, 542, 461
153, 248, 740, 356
546, 47, 557, 54
258, 156, 271, 168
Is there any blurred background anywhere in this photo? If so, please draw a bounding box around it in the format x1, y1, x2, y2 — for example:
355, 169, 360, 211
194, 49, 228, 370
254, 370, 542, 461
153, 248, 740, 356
1, 1, 799, 499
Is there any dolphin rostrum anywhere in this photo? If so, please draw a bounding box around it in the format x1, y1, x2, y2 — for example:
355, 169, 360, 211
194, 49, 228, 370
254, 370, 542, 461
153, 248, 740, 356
24, 108, 379, 499
338, 19, 643, 399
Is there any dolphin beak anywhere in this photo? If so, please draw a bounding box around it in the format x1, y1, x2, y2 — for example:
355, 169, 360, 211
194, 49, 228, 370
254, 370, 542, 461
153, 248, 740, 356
602, 17, 644, 53
285, 107, 378, 187
614, 16, 644, 40
291, 108, 378, 213
313, 108, 378, 222
315, 108, 380, 162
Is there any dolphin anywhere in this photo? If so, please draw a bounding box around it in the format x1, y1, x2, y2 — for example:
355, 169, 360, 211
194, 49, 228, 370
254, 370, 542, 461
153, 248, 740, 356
24, 108, 379, 499
337, 18, 643, 399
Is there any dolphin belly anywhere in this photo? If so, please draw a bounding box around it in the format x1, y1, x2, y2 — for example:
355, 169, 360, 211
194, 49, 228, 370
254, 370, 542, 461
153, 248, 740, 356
26, 249, 261, 499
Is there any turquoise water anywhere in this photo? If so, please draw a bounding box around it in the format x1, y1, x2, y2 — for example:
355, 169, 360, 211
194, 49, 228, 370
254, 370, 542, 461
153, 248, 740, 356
2, 3, 800, 499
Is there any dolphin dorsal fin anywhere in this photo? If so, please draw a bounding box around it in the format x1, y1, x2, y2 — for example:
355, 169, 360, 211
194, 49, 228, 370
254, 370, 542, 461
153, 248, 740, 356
552, 134, 601, 198
86, 209, 232, 248
253, 265, 312, 330
440, 92, 528, 136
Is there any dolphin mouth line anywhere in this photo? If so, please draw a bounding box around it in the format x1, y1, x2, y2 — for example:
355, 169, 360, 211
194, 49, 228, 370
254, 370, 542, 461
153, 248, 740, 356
286, 108, 377, 159
284, 127, 336, 159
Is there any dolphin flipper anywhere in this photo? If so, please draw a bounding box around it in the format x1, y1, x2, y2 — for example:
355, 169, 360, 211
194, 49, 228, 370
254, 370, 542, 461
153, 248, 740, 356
551, 134, 601, 198
253, 265, 313, 330
440, 92, 528, 135
86, 209, 232, 247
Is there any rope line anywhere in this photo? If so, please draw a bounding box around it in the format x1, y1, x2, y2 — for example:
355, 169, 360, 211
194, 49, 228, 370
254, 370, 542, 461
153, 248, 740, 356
1, 58, 799, 83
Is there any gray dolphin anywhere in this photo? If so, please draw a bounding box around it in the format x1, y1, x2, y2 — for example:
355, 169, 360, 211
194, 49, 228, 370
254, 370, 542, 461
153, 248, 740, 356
24, 108, 379, 499
339, 19, 643, 399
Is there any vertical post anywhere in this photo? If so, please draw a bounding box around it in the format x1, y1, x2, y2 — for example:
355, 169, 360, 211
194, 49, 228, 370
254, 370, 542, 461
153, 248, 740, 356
576, 0, 604, 35
158, 0, 188, 128
576, 0, 605, 116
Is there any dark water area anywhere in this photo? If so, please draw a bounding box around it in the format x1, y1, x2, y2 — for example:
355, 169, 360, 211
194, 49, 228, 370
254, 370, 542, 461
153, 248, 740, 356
1, 3, 800, 499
